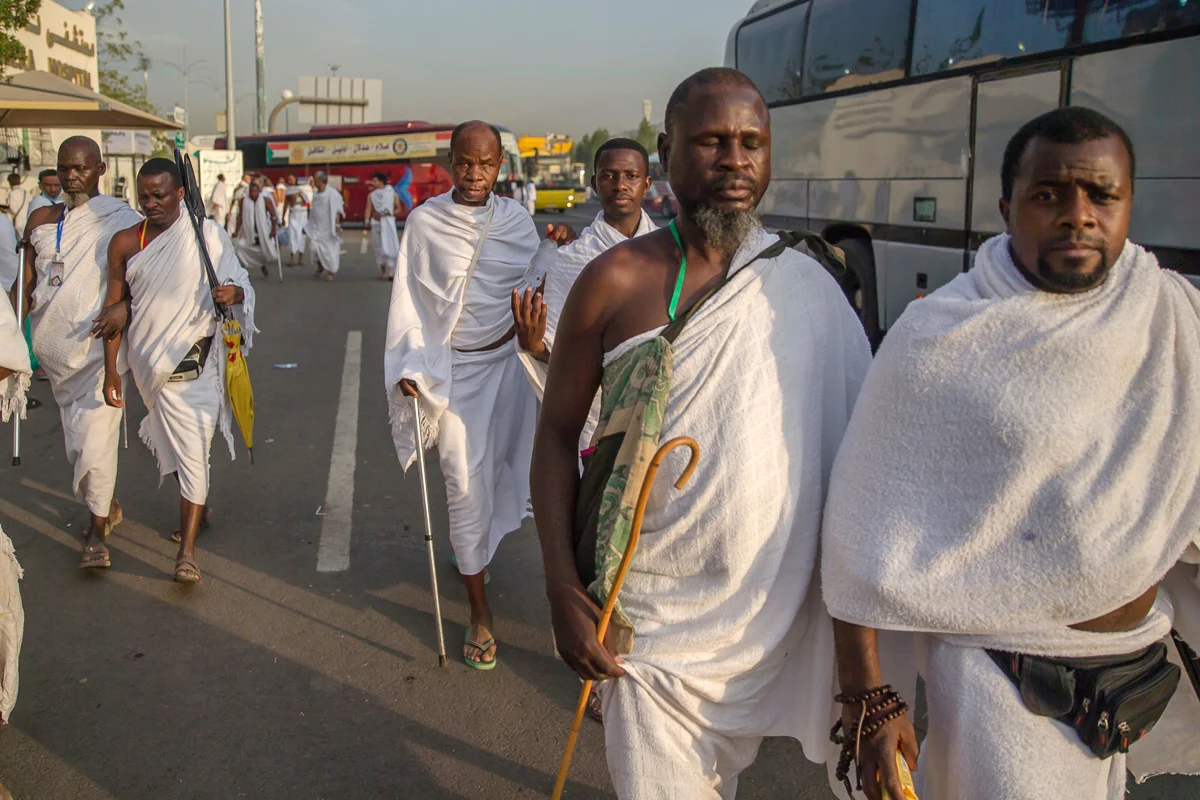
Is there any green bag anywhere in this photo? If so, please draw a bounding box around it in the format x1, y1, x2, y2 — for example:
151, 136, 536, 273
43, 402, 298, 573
571, 230, 844, 654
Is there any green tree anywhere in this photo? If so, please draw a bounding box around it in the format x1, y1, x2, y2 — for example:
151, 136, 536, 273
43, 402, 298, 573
634, 119, 657, 154
0, 0, 41, 80
573, 127, 610, 180
92, 0, 156, 115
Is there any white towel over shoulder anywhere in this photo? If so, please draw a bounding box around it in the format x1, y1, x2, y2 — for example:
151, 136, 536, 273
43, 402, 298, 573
0, 289, 30, 422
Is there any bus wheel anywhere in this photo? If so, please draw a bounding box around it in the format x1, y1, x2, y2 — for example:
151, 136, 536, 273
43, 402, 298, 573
835, 237, 883, 351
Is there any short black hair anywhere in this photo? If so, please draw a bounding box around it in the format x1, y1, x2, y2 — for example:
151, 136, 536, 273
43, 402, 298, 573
450, 120, 503, 155
38, 169, 56, 181
217, 173, 225, 181
6, 173, 20, 185
593, 137, 650, 173
371, 170, 387, 183
665, 67, 764, 136
138, 157, 182, 188
1002, 107, 1136, 201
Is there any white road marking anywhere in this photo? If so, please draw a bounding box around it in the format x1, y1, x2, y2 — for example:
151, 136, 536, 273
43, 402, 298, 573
316, 330, 362, 572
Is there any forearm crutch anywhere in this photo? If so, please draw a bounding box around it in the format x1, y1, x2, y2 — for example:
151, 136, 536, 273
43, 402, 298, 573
412, 395, 448, 667
551, 436, 701, 799
10, 243, 26, 467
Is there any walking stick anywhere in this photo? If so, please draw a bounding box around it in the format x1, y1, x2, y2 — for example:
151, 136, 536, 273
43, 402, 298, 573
10, 244, 25, 467
551, 436, 701, 799
275, 235, 283, 283
412, 395, 448, 667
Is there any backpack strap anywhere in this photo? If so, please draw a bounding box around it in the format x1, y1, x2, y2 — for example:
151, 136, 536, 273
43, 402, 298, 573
661, 229, 844, 344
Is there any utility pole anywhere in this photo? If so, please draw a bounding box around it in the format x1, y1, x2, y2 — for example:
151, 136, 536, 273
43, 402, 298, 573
138, 55, 151, 98
224, 0, 237, 150
164, 48, 205, 145
254, 0, 267, 134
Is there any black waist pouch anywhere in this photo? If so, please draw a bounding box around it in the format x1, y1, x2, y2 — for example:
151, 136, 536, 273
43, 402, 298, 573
987, 641, 1180, 759
168, 336, 214, 383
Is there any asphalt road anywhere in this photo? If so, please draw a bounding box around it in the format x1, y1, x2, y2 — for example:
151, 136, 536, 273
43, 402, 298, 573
0, 201, 1190, 800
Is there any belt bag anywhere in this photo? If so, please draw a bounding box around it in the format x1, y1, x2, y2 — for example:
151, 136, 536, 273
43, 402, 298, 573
987, 640, 1180, 760
168, 336, 214, 383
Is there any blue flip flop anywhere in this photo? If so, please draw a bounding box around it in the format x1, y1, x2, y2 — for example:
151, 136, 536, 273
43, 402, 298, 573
463, 628, 498, 671
449, 554, 490, 585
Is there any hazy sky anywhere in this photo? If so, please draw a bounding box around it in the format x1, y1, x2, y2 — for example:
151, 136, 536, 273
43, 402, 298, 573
85, 0, 747, 139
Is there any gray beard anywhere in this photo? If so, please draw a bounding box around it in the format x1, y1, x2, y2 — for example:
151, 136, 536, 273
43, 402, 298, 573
63, 191, 90, 209
690, 206, 762, 254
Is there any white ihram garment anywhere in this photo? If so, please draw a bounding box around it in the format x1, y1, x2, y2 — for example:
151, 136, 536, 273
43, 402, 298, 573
285, 185, 312, 256
234, 195, 278, 270
207, 182, 230, 223
29, 196, 142, 515
0, 522, 22, 724
594, 227, 871, 799
0, 213, 17, 292
0, 283, 30, 422
384, 191, 539, 574
822, 235, 1200, 799
517, 210, 657, 451
306, 187, 344, 274
523, 183, 536, 216
125, 215, 256, 504
369, 185, 400, 270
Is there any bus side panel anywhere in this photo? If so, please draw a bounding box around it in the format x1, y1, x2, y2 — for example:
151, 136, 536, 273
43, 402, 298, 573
1072, 37, 1200, 255
882, 242, 963, 329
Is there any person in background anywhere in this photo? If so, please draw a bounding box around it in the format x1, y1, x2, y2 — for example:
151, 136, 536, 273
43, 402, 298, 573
206, 173, 231, 226
305, 171, 344, 282
523, 178, 537, 216
284, 175, 312, 267
273, 176, 287, 224
4, 174, 28, 232
26, 170, 63, 216
233, 180, 279, 278
227, 173, 253, 236
365, 172, 401, 281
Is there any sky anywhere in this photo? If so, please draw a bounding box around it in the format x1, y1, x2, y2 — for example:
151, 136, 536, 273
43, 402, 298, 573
78, 0, 748, 140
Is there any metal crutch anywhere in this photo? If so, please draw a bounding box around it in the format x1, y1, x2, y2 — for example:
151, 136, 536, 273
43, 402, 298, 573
10, 243, 25, 467
412, 395, 448, 667
275, 234, 284, 283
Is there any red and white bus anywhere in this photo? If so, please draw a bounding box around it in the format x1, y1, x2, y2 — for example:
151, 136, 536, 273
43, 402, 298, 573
218, 121, 523, 224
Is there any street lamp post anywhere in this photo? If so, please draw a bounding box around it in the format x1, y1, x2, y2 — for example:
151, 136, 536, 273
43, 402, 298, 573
224, 0, 237, 150
163, 47, 206, 145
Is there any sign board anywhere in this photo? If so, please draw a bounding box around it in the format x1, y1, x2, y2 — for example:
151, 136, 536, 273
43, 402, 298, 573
10, 6, 100, 90
102, 129, 153, 156
193, 149, 243, 213
173, 105, 187, 126
173, 130, 187, 149
216, 112, 226, 135
267, 131, 445, 165
297, 76, 382, 126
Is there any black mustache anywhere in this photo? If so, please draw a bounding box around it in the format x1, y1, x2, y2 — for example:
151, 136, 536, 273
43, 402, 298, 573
711, 177, 758, 191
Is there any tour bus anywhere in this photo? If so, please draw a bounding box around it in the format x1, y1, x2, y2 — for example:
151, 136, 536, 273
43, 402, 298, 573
727, 0, 1199, 345
219, 122, 524, 224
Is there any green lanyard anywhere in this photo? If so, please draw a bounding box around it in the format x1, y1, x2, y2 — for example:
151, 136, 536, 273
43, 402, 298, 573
667, 219, 687, 321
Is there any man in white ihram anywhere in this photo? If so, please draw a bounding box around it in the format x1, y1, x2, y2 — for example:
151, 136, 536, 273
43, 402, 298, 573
385, 120, 540, 671
206, 173, 231, 226
366, 172, 401, 280
306, 171, 344, 282
233, 179, 278, 278
26, 169, 63, 217
285, 175, 312, 266
102, 158, 256, 585
523, 178, 537, 216
11, 136, 143, 570
822, 107, 1200, 800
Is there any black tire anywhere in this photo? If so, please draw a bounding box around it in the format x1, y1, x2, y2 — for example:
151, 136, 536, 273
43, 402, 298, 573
833, 237, 883, 351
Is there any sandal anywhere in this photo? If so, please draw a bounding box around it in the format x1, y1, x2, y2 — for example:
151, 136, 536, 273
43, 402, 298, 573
103, 500, 123, 537
463, 628, 497, 671
172, 506, 213, 543
79, 541, 111, 569
586, 685, 604, 724
174, 558, 202, 584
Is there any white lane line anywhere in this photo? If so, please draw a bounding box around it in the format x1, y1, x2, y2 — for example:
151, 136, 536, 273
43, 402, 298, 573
316, 330, 362, 573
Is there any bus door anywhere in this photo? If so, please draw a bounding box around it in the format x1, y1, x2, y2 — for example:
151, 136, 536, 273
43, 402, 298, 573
965, 64, 1065, 269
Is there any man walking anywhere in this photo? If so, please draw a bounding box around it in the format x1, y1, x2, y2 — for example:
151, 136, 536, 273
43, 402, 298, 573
284, 175, 311, 266
227, 173, 253, 236
533, 69, 869, 797
233, 179, 279, 278
366, 172, 401, 280
385, 120, 540, 670
102, 159, 256, 585
822, 107, 1200, 800
11, 136, 143, 569
513, 136, 656, 451
26, 170, 63, 217
306, 171, 344, 282
207, 173, 231, 226
3, 175, 28, 232
523, 178, 537, 216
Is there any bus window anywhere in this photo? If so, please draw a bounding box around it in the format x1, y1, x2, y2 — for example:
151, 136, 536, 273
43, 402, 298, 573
803, 0, 911, 95
736, 2, 810, 104
911, 0, 1074, 76
1083, 0, 1200, 43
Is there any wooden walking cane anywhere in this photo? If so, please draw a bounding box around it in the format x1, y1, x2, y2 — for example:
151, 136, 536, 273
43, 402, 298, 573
551, 436, 701, 799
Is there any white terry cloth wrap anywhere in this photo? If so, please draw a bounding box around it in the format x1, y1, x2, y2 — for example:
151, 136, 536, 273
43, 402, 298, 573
286, 207, 308, 254
0, 523, 23, 724
59, 375, 123, 516
517, 209, 657, 451
234, 195, 278, 269
0, 285, 31, 422
305, 186, 344, 274
437, 339, 537, 574
125, 215, 257, 494
0, 213, 18, 292
369, 186, 400, 269
595, 227, 872, 796
28, 195, 142, 408
821, 234, 1200, 791
384, 191, 539, 469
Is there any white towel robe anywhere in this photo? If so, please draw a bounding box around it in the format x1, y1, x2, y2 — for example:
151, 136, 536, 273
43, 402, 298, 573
384, 191, 540, 574
592, 227, 871, 799
125, 214, 256, 504
234, 195, 278, 270
517, 209, 657, 452
306, 187, 344, 274
369, 186, 400, 269
0, 523, 22, 724
28, 196, 142, 516
0, 281, 30, 422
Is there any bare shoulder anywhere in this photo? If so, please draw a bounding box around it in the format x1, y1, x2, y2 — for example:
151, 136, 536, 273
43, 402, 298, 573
575, 228, 673, 301
107, 224, 141, 261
